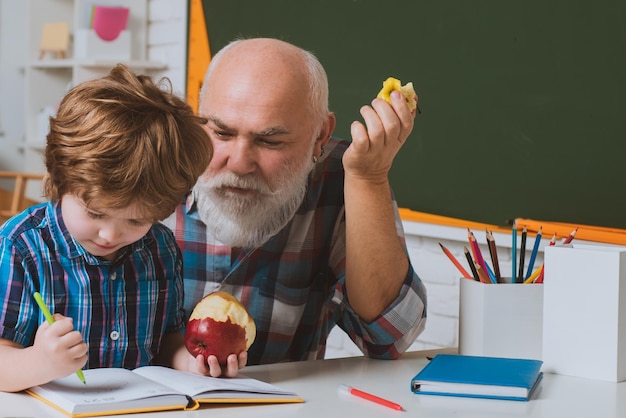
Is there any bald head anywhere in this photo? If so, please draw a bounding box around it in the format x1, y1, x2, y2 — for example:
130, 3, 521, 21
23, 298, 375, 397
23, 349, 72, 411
200, 38, 330, 132
211, 38, 306, 74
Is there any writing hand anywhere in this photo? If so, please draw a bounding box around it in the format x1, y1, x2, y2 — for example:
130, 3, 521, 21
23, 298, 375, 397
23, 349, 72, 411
33, 315, 88, 382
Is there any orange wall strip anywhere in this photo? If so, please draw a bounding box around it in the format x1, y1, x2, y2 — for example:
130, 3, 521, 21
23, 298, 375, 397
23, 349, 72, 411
399, 208, 626, 246
186, 0, 211, 113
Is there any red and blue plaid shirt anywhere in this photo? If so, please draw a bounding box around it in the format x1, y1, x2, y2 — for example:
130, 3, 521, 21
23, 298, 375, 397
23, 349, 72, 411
164, 138, 427, 365
0, 201, 185, 369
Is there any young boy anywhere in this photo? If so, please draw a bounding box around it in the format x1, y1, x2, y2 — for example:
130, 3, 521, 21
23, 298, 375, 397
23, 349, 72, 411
0, 64, 213, 392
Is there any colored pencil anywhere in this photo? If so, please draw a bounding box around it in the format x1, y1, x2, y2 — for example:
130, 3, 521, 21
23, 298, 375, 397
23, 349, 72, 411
548, 232, 557, 246
469, 230, 496, 284
562, 227, 578, 244
517, 225, 527, 283
511, 220, 517, 284
464, 246, 480, 281
525, 226, 542, 280
535, 264, 543, 284
475, 262, 490, 284
439, 243, 472, 279
482, 258, 497, 283
534, 233, 556, 284
523, 264, 543, 284
486, 229, 502, 283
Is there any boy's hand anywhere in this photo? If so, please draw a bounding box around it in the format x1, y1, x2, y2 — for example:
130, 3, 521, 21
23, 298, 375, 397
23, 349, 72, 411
33, 314, 87, 381
187, 351, 247, 377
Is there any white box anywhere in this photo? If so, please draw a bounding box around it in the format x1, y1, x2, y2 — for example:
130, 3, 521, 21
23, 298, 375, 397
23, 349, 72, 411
74, 29, 131, 61
543, 244, 626, 382
459, 278, 543, 360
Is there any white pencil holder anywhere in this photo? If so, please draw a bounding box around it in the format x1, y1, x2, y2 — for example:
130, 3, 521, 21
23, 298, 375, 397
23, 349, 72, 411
459, 278, 543, 360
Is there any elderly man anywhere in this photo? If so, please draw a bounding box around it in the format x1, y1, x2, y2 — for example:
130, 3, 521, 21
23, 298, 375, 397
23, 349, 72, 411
164, 38, 427, 377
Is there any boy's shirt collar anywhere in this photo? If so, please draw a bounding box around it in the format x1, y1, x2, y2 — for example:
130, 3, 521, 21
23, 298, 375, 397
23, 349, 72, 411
47, 200, 154, 265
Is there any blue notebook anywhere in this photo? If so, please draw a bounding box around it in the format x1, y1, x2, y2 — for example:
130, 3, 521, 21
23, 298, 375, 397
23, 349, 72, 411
411, 354, 543, 401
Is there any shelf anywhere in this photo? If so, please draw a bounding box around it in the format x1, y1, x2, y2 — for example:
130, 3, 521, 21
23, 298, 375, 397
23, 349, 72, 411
17, 142, 46, 152
29, 59, 167, 71
78, 59, 167, 70
29, 59, 74, 69
23, 0, 161, 180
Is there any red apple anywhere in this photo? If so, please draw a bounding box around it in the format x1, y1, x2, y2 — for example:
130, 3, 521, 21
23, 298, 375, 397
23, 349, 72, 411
184, 291, 256, 366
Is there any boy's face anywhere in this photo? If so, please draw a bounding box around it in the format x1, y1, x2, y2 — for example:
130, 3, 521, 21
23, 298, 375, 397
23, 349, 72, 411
60, 194, 153, 262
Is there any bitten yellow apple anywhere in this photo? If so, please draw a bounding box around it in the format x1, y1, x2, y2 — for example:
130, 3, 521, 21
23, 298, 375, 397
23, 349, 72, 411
184, 291, 256, 366
376, 77, 418, 112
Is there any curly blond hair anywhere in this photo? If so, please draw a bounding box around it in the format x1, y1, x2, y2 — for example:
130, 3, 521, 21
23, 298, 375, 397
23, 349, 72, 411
44, 64, 211, 221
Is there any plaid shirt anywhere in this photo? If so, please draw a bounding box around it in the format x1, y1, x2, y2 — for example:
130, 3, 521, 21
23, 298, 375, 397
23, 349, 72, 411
164, 137, 427, 365
0, 201, 185, 369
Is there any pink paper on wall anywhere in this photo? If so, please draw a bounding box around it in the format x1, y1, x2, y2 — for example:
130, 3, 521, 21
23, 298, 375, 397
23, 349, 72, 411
91, 6, 130, 41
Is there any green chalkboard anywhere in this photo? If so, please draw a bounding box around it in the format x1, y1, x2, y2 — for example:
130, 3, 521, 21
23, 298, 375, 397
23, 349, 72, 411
201, 1, 626, 229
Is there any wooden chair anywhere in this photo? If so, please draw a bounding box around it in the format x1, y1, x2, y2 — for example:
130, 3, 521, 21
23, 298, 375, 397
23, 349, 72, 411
0, 171, 45, 224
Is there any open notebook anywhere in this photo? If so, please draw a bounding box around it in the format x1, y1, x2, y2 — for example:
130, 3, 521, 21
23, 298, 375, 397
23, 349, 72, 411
26, 366, 303, 417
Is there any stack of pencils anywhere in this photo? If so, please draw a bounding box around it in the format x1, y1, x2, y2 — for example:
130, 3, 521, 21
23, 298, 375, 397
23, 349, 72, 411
439, 224, 579, 284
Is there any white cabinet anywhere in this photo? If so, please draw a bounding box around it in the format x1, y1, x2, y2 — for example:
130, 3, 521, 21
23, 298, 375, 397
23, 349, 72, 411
22, 0, 168, 185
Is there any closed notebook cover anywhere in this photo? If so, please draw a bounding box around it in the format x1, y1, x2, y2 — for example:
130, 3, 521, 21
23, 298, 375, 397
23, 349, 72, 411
411, 354, 543, 401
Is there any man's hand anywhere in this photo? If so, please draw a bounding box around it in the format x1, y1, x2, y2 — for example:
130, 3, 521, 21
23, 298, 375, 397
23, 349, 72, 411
344, 89, 417, 182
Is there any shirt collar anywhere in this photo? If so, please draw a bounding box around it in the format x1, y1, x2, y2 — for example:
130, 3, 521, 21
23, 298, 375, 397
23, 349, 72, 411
185, 190, 198, 214
47, 200, 153, 264
47, 200, 84, 260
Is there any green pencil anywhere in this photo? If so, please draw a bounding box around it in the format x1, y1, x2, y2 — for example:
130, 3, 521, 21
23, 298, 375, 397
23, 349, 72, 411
33, 292, 86, 384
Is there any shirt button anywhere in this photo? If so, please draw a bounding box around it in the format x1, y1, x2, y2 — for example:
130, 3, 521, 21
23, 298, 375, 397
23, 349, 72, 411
110, 331, 120, 340
110, 272, 117, 281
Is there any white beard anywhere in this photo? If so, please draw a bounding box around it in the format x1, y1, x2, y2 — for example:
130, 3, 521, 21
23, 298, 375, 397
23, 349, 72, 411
195, 154, 315, 248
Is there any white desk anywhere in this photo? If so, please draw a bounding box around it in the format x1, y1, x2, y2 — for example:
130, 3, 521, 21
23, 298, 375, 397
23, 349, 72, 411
2, 349, 625, 417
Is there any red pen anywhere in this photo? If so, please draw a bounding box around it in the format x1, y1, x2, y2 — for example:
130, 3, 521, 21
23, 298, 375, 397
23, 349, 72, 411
338, 384, 404, 411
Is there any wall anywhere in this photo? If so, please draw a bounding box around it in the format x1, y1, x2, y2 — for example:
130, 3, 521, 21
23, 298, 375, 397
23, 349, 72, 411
0, 0, 188, 175
146, 0, 189, 97
0, 0, 27, 172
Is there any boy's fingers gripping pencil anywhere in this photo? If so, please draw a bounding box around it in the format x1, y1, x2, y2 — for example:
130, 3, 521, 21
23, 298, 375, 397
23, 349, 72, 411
33, 292, 87, 384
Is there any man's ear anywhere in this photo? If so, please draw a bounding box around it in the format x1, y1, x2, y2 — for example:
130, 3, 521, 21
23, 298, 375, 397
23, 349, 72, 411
314, 112, 336, 156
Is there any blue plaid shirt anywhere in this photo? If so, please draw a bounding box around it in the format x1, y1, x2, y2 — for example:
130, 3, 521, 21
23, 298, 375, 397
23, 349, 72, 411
0, 201, 185, 369
163, 137, 427, 365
